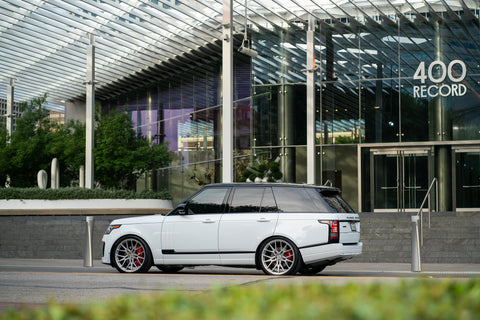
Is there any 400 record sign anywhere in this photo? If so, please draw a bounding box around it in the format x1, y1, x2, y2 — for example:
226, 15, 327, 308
413, 60, 467, 98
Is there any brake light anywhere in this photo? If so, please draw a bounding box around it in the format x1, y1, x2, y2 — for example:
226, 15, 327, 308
329, 221, 339, 242
319, 220, 339, 243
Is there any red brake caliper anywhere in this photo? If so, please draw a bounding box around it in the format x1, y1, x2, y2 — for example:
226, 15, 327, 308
135, 246, 144, 266
285, 250, 293, 261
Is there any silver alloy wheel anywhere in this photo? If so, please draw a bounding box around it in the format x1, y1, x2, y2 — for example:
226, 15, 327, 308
260, 238, 298, 275
114, 238, 147, 273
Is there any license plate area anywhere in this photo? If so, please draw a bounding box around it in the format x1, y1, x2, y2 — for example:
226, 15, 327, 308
350, 222, 357, 232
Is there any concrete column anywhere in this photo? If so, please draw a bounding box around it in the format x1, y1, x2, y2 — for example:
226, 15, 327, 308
85, 34, 95, 189
306, 15, 316, 185
6, 78, 14, 138
222, 0, 233, 183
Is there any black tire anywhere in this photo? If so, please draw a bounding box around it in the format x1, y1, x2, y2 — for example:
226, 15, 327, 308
299, 264, 327, 275
112, 236, 152, 273
258, 237, 301, 275
156, 265, 184, 273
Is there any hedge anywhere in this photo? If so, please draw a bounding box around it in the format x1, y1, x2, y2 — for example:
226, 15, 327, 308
1, 280, 479, 320
0, 187, 172, 200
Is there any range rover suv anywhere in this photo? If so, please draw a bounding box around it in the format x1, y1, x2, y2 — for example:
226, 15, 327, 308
102, 183, 362, 275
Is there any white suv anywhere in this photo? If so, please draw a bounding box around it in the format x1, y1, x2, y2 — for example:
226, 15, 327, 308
102, 183, 362, 275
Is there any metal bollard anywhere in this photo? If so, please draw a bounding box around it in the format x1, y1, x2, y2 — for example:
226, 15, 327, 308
84, 216, 94, 267
411, 215, 421, 272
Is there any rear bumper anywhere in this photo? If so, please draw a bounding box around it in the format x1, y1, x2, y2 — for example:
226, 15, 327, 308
300, 242, 363, 265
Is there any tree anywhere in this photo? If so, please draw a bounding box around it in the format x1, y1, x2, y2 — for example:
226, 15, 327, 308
94, 109, 170, 189
45, 120, 86, 186
0, 94, 51, 187
0, 95, 170, 189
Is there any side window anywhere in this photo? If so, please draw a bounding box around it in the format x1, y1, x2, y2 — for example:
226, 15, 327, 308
186, 187, 229, 214
229, 187, 278, 213
272, 187, 319, 213
305, 188, 335, 213
229, 187, 263, 213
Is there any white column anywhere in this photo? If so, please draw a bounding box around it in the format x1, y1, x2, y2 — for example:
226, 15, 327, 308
306, 15, 316, 185
6, 78, 14, 139
222, 0, 233, 183
85, 34, 95, 189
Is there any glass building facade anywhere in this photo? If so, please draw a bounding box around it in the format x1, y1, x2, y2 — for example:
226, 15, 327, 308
104, 1, 480, 212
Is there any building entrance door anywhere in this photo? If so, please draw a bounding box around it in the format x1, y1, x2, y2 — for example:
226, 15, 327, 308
453, 147, 480, 211
370, 148, 431, 212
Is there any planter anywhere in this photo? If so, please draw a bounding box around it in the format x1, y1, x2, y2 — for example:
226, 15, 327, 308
0, 199, 173, 216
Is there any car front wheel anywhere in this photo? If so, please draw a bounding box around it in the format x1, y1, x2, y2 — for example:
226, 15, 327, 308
259, 237, 301, 275
112, 236, 152, 273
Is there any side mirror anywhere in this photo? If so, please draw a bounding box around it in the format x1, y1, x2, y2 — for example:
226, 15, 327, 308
177, 203, 186, 215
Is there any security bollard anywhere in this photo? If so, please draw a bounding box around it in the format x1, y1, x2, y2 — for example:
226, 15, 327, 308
411, 215, 421, 272
84, 216, 94, 267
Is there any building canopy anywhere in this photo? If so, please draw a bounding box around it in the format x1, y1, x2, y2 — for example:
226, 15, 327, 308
0, 0, 479, 111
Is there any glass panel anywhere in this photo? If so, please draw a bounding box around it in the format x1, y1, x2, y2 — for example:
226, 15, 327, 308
400, 12, 480, 142
229, 187, 264, 213
319, 190, 355, 214
273, 187, 318, 213
362, 80, 401, 143
252, 85, 279, 147
319, 145, 358, 212
403, 152, 429, 209
304, 188, 335, 213
373, 153, 398, 210
456, 151, 480, 208
252, 29, 306, 85
320, 82, 361, 144
187, 187, 229, 214
453, 76, 480, 141
372, 151, 429, 210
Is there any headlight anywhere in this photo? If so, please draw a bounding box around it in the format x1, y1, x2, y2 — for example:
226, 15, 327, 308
105, 224, 121, 234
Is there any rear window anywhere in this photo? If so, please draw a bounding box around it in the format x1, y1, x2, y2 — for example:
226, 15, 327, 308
273, 187, 321, 213
319, 189, 355, 213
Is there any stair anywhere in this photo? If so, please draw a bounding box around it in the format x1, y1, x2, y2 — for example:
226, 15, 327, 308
351, 211, 480, 263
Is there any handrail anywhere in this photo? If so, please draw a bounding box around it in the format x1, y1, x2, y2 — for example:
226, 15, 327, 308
416, 177, 438, 246
323, 179, 333, 187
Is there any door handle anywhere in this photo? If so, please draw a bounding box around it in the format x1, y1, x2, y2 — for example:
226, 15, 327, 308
202, 219, 215, 224
257, 218, 271, 222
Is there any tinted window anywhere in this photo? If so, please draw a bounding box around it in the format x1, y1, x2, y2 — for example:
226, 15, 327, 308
229, 187, 277, 213
260, 187, 277, 212
305, 188, 335, 213
320, 190, 355, 213
273, 187, 319, 213
187, 187, 229, 214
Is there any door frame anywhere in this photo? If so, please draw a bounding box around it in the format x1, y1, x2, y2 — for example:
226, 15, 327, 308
369, 146, 432, 213
452, 146, 480, 212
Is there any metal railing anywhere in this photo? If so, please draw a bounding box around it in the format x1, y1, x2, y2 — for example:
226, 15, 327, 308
412, 177, 438, 272
417, 177, 439, 246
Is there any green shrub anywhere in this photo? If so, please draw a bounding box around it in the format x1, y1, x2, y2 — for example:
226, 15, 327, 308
1, 280, 479, 320
0, 187, 171, 200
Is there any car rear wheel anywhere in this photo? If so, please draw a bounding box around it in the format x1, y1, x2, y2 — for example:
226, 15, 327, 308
112, 236, 152, 273
259, 237, 301, 275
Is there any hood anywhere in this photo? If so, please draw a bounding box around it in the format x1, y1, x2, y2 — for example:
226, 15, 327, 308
110, 214, 166, 225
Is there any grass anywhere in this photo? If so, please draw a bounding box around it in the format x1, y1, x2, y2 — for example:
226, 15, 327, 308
1, 280, 479, 320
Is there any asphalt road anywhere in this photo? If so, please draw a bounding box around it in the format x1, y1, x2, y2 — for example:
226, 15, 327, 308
1, 259, 479, 310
